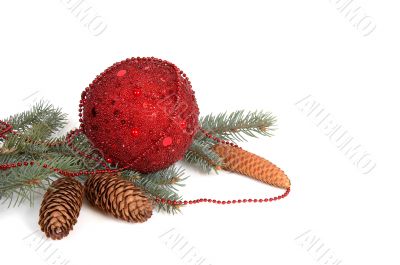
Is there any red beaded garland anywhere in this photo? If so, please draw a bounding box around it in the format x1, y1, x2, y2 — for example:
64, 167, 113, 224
1, 120, 291, 207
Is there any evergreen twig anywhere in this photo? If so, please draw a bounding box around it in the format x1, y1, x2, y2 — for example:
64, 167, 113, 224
199, 110, 276, 142
5, 101, 67, 137
0, 155, 85, 206
122, 165, 186, 214
184, 139, 223, 172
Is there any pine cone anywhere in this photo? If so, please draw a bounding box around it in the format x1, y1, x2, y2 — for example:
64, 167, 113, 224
39, 177, 84, 240
213, 144, 291, 189
85, 174, 153, 223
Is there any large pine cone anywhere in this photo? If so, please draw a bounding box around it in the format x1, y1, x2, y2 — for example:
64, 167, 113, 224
39, 177, 84, 240
85, 174, 153, 222
213, 144, 291, 189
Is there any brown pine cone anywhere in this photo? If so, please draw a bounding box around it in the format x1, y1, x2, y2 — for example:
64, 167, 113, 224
39, 177, 84, 240
213, 144, 291, 189
85, 174, 153, 223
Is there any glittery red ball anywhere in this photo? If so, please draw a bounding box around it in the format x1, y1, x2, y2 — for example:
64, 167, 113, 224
80, 57, 199, 173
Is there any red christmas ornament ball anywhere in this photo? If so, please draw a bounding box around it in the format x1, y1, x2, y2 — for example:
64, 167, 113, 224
80, 57, 199, 173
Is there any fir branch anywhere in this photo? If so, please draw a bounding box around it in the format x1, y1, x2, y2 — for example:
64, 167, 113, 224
0, 155, 86, 207
145, 165, 186, 187
67, 132, 107, 169
199, 110, 276, 142
2, 101, 68, 153
3, 133, 50, 155
5, 101, 67, 136
122, 165, 187, 214
184, 139, 223, 172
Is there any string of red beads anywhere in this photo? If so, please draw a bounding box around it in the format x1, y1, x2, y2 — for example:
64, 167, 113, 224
199, 128, 241, 148
0, 158, 118, 176
154, 128, 291, 206
0, 120, 291, 207
155, 187, 290, 206
65, 129, 110, 168
0, 120, 14, 139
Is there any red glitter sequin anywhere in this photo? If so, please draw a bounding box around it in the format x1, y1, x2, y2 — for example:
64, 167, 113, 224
117, 70, 126, 77
162, 137, 173, 147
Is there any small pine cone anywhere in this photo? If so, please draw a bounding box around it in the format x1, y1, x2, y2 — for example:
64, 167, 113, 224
39, 177, 84, 240
85, 174, 153, 223
213, 144, 291, 189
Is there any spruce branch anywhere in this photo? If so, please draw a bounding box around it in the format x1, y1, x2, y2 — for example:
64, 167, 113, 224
184, 139, 223, 172
0, 154, 86, 207
199, 110, 276, 142
122, 165, 187, 214
67, 132, 107, 169
5, 101, 67, 136
2, 101, 68, 153
144, 165, 187, 189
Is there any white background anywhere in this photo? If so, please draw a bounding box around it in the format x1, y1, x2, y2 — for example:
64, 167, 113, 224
0, 1, 399, 264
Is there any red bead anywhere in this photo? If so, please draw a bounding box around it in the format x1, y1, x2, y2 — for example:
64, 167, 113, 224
132, 89, 141, 96
130, 128, 140, 138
